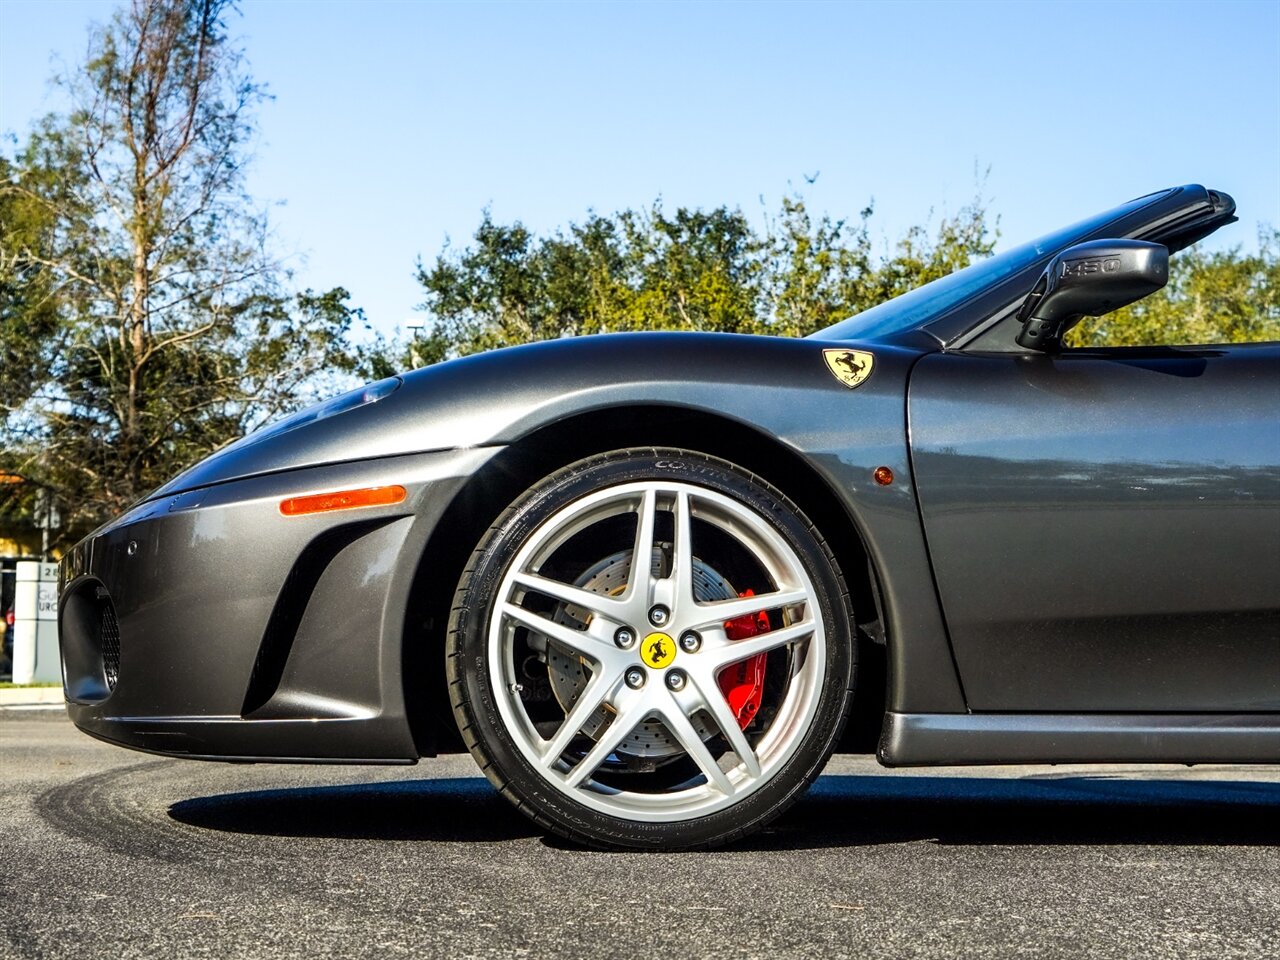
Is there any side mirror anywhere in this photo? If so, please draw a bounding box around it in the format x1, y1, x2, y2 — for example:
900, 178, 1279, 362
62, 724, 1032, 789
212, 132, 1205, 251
1016, 239, 1169, 350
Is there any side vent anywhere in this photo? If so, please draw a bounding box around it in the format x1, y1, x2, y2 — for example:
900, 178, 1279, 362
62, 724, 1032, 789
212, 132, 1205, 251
241, 519, 392, 717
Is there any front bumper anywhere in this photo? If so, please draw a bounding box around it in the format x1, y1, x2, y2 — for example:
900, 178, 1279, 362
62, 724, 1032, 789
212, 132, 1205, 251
58, 447, 498, 762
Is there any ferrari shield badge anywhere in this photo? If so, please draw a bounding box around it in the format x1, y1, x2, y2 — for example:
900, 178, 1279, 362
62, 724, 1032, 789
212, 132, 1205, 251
822, 348, 875, 389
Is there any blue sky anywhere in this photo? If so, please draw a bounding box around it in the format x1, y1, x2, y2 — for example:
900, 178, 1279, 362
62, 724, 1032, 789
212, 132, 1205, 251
3, 0, 1278, 336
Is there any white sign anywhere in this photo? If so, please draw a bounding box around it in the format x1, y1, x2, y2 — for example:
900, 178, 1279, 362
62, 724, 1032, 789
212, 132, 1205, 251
37, 583, 58, 620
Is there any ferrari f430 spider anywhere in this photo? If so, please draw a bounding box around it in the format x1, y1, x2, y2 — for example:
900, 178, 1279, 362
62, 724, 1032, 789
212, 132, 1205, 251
59, 185, 1279, 848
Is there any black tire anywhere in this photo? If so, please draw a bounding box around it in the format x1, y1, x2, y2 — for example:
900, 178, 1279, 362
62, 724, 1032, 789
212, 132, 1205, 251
446, 448, 856, 850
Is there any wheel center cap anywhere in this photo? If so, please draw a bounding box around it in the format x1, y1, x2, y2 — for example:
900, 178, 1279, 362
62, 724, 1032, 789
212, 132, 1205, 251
639, 632, 676, 669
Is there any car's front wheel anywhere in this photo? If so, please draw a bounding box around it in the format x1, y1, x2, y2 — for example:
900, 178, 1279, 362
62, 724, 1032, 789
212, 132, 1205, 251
447, 448, 855, 849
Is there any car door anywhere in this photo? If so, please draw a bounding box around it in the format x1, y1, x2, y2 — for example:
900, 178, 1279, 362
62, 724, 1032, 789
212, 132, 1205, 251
906, 342, 1280, 712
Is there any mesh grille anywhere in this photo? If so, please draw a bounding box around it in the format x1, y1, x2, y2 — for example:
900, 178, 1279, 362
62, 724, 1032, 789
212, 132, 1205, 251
99, 602, 121, 690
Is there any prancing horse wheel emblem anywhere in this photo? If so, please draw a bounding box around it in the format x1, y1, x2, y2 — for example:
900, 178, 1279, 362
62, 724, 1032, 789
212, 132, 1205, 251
640, 632, 676, 669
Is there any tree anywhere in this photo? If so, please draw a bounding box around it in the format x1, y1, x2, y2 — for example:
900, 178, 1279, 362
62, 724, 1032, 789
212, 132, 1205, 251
0, 0, 364, 546
407, 194, 1278, 366
407, 194, 997, 363
0, 154, 62, 414
760, 194, 995, 338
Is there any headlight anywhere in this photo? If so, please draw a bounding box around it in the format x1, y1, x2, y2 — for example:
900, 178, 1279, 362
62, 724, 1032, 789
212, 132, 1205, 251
240, 376, 402, 447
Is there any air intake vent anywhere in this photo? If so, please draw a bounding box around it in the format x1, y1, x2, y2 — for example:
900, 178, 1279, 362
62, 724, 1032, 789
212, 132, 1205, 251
99, 600, 121, 690
60, 578, 122, 702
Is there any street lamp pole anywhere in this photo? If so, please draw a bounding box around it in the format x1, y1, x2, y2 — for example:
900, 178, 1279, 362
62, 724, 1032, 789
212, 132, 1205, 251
405, 320, 425, 369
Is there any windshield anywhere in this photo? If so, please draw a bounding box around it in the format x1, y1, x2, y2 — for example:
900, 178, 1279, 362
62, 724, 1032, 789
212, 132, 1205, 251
813, 191, 1171, 342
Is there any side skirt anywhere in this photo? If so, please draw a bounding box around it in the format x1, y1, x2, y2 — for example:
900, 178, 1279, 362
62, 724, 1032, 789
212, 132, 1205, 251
880, 712, 1280, 766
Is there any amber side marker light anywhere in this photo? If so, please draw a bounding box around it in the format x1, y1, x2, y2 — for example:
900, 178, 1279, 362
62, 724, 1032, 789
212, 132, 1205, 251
873, 466, 894, 486
280, 484, 407, 516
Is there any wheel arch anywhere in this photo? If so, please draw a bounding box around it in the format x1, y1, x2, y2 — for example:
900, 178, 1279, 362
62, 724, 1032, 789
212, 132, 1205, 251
401, 402, 889, 758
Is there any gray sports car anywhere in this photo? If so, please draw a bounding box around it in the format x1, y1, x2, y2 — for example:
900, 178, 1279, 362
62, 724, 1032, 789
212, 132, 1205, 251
58, 184, 1279, 849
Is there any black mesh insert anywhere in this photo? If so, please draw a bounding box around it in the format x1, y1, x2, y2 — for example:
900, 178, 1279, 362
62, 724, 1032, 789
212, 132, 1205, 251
99, 601, 121, 690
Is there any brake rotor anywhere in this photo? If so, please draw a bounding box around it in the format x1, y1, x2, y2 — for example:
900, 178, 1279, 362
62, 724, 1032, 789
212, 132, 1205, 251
544, 547, 735, 758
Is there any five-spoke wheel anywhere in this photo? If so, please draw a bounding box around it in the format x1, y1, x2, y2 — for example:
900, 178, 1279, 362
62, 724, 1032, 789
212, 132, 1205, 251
447, 449, 854, 849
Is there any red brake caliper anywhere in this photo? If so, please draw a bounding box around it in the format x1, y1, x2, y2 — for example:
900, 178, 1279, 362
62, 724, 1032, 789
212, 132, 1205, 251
718, 589, 769, 729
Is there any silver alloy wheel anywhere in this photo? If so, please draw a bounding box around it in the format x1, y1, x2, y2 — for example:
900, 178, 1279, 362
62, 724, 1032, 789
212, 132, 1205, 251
487, 479, 826, 822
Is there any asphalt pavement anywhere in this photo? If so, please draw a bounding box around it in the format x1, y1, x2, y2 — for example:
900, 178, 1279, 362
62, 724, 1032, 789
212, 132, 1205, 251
3, 708, 1279, 959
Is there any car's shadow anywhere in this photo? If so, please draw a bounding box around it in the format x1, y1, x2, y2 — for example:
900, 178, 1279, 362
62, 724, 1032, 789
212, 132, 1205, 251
168, 773, 1280, 850
737, 774, 1280, 851
169, 778, 539, 842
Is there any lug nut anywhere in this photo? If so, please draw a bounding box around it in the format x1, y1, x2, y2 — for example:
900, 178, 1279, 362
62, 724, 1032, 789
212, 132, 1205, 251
665, 669, 687, 691
648, 605, 670, 627
614, 627, 636, 649
678, 630, 701, 653
625, 667, 646, 689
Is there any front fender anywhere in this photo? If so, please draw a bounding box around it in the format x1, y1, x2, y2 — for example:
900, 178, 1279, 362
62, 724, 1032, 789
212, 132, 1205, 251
152, 331, 965, 716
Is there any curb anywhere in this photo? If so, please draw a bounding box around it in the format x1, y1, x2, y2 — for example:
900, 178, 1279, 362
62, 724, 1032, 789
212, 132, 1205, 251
0, 687, 65, 706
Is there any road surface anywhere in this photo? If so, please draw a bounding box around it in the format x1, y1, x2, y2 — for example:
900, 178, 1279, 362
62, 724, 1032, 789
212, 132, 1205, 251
3, 709, 1278, 959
